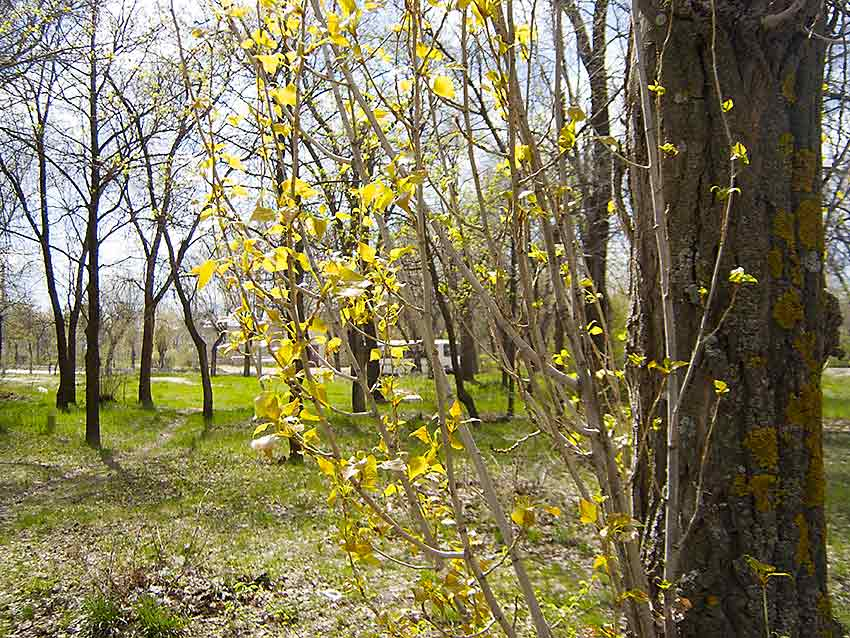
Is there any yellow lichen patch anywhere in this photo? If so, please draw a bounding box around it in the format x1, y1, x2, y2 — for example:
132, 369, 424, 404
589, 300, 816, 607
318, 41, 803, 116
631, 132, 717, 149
732, 474, 749, 497
768, 248, 784, 279
773, 289, 804, 329
778, 132, 795, 158
792, 149, 817, 193
789, 260, 802, 287
787, 383, 821, 430
773, 209, 795, 245
817, 594, 834, 636
745, 427, 779, 470
797, 198, 823, 250
786, 384, 826, 508
806, 437, 825, 507
795, 513, 814, 575
782, 72, 797, 103
749, 474, 776, 512
748, 355, 767, 369
794, 332, 818, 372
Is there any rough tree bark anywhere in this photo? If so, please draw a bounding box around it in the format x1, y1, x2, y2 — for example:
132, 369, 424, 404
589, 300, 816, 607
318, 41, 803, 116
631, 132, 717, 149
84, 2, 100, 448
629, 1, 843, 635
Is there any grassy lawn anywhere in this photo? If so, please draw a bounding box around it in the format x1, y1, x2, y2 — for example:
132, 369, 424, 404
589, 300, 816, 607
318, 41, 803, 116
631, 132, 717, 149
0, 369, 847, 635
0, 371, 598, 637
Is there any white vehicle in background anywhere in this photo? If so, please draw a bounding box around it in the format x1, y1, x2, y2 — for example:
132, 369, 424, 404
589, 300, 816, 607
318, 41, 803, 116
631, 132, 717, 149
432, 339, 454, 373
378, 340, 420, 376
376, 339, 454, 376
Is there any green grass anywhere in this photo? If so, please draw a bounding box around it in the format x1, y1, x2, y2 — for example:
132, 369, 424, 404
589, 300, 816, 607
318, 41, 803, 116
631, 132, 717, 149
824, 370, 850, 420
134, 595, 185, 638
81, 592, 126, 637
0, 369, 848, 633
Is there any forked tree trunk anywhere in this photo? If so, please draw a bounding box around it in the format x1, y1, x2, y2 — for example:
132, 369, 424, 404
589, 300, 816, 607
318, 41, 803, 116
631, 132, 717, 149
629, 3, 842, 635
211, 330, 226, 376
174, 283, 213, 420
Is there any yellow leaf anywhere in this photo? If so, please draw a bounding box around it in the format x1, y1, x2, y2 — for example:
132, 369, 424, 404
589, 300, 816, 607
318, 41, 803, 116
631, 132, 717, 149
369, 348, 382, 362
303, 428, 320, 446
300, 407, 321, 421
253, 422, 271, 437
339, 0, 357, 15
317, 457, 335, 476
326, 337, 342, 355
449, 400, 462, 420
223, 153, 245, 171
254, 391, 280, 420
567, 105, 586, 121
256, 54, 280, 75
273, 83, 297, 107
407, 455, 428, 479
192, 260, 217, 290
383, 483, 399, 497
358, 242, 376, 263
511, 504, 535, 528
432, 75, 455, 100
544, 505, 561, 517
409, 425, 430, 444
579, 498, 598, 525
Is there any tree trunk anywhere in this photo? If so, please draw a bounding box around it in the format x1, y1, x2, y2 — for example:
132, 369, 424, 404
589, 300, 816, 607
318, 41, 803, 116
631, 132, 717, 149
173, 277, 213, 420
349, 324, 369, 413
242, 341, 251, 377
459, 320, 478, 381
138, 300, 156, 407
84, 3, 100, 449
211, 330, 225, 376
629, 3, 842, 635
425, 237, 479, 419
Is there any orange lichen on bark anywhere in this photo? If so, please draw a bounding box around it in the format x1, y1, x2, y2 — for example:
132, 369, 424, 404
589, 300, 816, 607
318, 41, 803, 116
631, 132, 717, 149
768, 247, 784, 279
794, 332, 819, 372
745, 426, 779, 470
774, 289, 804, 329
782, 72, 797, 103
792, 149, 817, 193
749, 474, 777, 512
787, 384, 826, 507
773, 209, 796, 245
795, 513, 814, 575
797, 198, 824, 250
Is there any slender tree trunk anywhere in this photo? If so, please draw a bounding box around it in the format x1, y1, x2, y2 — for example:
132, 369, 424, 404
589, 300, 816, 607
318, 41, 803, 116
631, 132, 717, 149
349, 324, 369, 412
629, 3, 842, 635
242, 341, 251, 377
459, 319, 478, 381
425, 237, 479, 418
138, 299, 156, 407
84, 3, 100, 449
173, 279, 213, 420
211, 330, 225, 376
